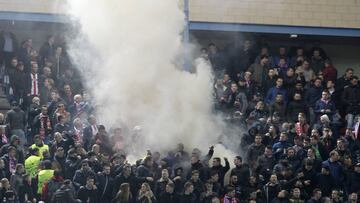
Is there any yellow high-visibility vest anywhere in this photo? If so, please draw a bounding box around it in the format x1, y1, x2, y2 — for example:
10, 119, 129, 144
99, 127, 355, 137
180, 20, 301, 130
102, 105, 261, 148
37, 169, 54, 194
24, 155, 41, 178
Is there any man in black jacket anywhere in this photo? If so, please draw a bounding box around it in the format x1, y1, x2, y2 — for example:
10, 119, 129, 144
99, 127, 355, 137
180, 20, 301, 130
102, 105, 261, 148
159, 182, 180, 203
348, 163, 360, 193
342, 76, 360, 128
305, 78, 323, 125
307, 188, 322, 203
136, 156, 154, 183
230, 156, 250, 185
1, 146, 17, 179
0, 135, 24, 164
6, 102, 26, 149
64, 149, 81, 179
179, 182, 196, 203
73, 159, 96, 190
96, 164, 114, 203
114, 164, 143, 198
77, 176, 99, 203
315, 165, 335, 197
52, 180, 81, 203
211, 157, 230, 187
187, 156, 204, 180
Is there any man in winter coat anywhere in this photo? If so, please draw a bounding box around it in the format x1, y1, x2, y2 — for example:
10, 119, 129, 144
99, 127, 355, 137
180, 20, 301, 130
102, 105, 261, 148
322, 150, 344, 188
6, 102, 26, 148
247, 135, 265, 171
96, 164, 114, 203
230, 156, 250, 185
52, 180, 81, 203
72, 159, 96, 189
211, 157, 230, 187
347, 163, 360, 193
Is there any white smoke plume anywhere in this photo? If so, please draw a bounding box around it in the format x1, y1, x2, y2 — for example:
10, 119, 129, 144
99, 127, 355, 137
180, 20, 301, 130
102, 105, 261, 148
66, 0, 241, 161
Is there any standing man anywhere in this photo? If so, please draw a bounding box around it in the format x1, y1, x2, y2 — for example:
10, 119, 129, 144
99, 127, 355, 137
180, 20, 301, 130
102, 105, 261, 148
83, 115, 98, 151
211, 157, 230, 187
25, 62, 42, 108
6, 101, 26, 149
96, 164, 114, 203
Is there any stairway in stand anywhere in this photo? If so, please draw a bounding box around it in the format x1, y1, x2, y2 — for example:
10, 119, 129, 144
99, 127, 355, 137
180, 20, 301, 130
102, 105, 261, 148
0, 87, 11, 115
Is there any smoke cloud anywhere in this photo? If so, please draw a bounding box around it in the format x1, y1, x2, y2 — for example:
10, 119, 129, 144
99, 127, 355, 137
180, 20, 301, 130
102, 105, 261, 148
66, 0, 241, 160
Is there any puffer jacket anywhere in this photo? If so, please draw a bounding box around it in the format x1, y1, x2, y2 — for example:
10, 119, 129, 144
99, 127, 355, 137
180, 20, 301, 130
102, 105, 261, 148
52, 185, 80, 203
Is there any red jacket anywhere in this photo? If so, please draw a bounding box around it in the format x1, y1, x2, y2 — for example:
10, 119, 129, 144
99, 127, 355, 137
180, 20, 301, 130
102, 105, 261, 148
322, 65, 337, 82
295, 122, 309, 137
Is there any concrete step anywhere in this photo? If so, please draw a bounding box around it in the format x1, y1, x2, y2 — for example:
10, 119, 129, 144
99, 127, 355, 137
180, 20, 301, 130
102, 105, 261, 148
0, 86, 11, 113
0, 98, 10, 109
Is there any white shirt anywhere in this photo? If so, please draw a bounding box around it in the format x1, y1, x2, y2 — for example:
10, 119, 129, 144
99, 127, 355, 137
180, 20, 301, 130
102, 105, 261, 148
30, 73, 38, 95
91, 125, 98, 136
3, 33, 13, 52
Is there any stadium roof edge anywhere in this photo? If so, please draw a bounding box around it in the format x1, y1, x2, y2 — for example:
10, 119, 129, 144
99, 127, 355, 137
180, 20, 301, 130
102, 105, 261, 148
0, 11, 68, 23
189, 21, 360, 37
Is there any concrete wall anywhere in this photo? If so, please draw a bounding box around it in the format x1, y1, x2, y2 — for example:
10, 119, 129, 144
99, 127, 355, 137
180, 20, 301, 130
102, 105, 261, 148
0, 0, 66, 14
1, 0, 360, 29
189, 0, 360, 29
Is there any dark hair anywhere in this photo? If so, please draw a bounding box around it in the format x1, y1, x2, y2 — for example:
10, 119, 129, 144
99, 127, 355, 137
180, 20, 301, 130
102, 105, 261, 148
8, 146, 16, 153
350, 76, 359, 80
86, 176, 95, 181
213, 157, 221, 162
192, 170, 200, 175
57, 115, 64, 122
294, 136, 303, 141
99, 125, 106, 131
226, 186, 235, 193
63, 179, 71, 185
322, 89, 329, 94
29, 147, 39, 155
68, 148, 76, 155
184, 181, 193, 189
301, 58, 310, 65
103, 163, 111, 168
313, 188, 321, 195
87, 151, 96, 157
260, 55, 269, 60
43, 160, 52, 169
210, 170, 219, 177
167, 182, 175, 188
54, 170, 62, 177
235, 156, 242, 162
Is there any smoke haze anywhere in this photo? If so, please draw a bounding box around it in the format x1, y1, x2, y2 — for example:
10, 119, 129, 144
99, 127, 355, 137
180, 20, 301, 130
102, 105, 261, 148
66, 0, 241, 160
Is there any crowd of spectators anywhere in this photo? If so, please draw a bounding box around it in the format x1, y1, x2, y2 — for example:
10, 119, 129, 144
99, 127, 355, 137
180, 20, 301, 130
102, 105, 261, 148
0, 30, 358, 203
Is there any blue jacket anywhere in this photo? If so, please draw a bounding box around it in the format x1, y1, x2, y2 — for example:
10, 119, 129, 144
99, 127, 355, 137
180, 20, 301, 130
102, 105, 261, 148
305, 86, 323, 108
314, 99, 336, 117
265, 87, 287, 105
322, 159, 344, 187
272, 141, 292, 154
